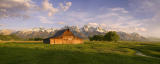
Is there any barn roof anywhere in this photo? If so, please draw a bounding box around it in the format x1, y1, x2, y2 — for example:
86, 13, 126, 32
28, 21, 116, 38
51, 29, 67, 38
49, 29, 84, 39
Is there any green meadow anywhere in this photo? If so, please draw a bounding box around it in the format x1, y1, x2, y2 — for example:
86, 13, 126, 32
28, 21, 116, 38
0, 41, 160, 64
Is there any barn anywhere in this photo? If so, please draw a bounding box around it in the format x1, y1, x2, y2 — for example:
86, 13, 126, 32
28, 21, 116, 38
43, 29, 83, 44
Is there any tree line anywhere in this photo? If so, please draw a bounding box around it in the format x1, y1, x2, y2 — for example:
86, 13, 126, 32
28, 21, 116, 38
89, 31, 120, 42
0, 34, 43, 41
0, 34, 21, 41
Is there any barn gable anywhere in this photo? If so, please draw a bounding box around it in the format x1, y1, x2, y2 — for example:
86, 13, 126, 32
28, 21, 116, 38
51, 29, 83, 39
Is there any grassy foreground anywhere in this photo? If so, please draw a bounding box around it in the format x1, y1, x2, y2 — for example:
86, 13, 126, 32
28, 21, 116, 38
0, 41, 160, 64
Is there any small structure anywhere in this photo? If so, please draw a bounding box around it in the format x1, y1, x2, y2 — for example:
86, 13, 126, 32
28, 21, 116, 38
43, 29, 83, 44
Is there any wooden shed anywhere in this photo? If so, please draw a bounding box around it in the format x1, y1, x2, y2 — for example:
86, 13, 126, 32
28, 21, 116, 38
43, 29, 83, 44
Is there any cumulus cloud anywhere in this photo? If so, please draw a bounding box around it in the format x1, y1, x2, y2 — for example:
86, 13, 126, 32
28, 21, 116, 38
41, 0, 72, 16
0, 0, 72, 18
59, 2, 72, 11
42, 0, 59, 16
38, 16, 53, 24
0, 0, 35, 18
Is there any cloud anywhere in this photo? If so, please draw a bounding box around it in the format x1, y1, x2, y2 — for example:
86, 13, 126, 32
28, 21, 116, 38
0, 24, 4, 26
83, 22, 146, 33
94, 8, 148, 33
1, 0, 158, 38
135, 28, 146, 32
0, 0, 35, 18
56, 9, 145, 33
38, 16, 53, 24
42, 0, 59, 16
110, 8, 128, 13
57, 22, 65, 25
129, 0, 160, 37
59, 2, 72, 11
58, 8, 147, 34
87, 23, 99, 27
0, 0, 72, 18
130, 0, 160, 13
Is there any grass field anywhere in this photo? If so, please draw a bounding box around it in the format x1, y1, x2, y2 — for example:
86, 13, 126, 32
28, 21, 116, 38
0, 41, 160, 64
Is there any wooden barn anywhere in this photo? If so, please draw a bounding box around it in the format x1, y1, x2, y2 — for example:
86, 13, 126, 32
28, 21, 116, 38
43, 29, 83, 44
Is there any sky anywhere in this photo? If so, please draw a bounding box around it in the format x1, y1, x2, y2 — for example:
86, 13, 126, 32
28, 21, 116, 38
0, 0, 160, 37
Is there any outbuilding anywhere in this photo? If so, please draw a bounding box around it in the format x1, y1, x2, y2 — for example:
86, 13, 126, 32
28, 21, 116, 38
43, 29, 83, 44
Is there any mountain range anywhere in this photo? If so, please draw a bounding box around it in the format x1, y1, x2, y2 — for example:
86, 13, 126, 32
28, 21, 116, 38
0, 24, 147, 41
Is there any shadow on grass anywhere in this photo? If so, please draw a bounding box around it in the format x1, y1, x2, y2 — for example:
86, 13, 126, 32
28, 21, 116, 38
0, 47, 159, 64
5, 42, 42, 45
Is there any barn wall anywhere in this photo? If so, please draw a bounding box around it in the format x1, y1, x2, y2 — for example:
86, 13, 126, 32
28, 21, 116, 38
49, 38, 83, 44
55, 39, 63, 44
50, 38, 54, 44
72, 39, 83, 44
50, 38, 63, 44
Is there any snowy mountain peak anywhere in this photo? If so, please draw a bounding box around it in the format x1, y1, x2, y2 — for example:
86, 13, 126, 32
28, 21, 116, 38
96, 26, 106, 32
81, 24, 106, 33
